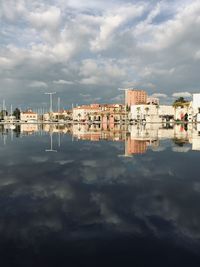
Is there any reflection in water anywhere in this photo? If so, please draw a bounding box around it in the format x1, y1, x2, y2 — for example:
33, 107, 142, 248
1, 123, 200, 155
0, 123, 200, 266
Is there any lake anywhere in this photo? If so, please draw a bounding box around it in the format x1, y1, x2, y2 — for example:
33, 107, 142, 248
0, 123, 200, 267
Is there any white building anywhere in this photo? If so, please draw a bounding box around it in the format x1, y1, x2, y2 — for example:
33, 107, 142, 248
159, 105, 174, 117
192, 93, 200, 111
20, 110, 38, 122
130, 104, 174, 123
192, 94, 200, 121
72, 104, 101, 121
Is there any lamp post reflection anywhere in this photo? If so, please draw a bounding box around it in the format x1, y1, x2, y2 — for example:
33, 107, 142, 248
46, 132, 57, 152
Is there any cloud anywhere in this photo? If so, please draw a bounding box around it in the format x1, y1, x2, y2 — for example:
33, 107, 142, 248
172, 92, 192, 98
29, 81, 48, 88
1, 0, 200, 107
53, 80, 74, 85
151, 93, 168, 98
28, 6, 61, 30
172, 146, 191, 153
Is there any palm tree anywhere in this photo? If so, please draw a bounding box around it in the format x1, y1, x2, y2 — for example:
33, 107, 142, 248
156, 105, 160, 115
145, 107, 149, 117
77, 113, 81, 121
136, 107, 141, 120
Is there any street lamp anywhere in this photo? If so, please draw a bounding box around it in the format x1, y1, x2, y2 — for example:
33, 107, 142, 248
45, 92, 56, 113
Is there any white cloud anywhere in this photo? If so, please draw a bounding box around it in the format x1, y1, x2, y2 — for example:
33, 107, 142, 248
29, 81, 48, 88
1, 0, 200, 106
90, 3, 146, 51
172, 92, 192, 98
172, 146, 191, 153
29, 6, 61, 30
53, 80, 74, 85
151, 93, 168, 98
79, 76, 99, 85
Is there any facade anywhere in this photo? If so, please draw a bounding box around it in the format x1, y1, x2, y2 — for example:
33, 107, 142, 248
4, 115, 16, 122
43, 110, 72, 121
126, 90, 147, 107
159, 105, 174, 116
192, 93, 200, 111
130, 104, 161, 122
73, 104, 101, 121
20, 110, 38, 122
192, 94, 200, 121
130, 104, 174, 123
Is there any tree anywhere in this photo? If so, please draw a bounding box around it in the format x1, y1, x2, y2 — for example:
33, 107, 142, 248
156, 105, 160, 115
173, 97, 189, 108
145, 107, 149, 115
0, 110, 8, 120
13, 108, 21, 120
136, 107, 141, 120
77, 113, 81, 121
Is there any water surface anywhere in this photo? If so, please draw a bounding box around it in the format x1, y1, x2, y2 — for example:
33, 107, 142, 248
0, 123, 200, 267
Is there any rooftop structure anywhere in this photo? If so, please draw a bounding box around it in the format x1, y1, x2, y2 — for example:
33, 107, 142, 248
147, 97, 159, 105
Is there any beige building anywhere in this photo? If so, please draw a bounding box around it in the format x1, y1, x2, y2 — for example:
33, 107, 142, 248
20, 110, 38, 122
73, 104, 101, 121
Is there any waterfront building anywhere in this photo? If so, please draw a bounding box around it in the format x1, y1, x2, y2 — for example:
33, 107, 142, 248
43, 110, 72, 122
130, 104, 174, 123
72, 104, 101, 121
20, 110, 38, 122
130, 104, 162, 123
3, 115, 16, 123
157, 105, 174, 118
192, 93, 200, 111
192, 94, 200, 121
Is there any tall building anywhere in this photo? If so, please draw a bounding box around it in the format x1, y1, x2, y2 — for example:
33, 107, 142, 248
193, 94, 200, 111
126, 90, 147, 107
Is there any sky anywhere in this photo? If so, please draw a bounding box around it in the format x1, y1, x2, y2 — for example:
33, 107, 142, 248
0, 0, 200, 110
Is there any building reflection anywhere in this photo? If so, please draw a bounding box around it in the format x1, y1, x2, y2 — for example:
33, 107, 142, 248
1, 123, 200, 154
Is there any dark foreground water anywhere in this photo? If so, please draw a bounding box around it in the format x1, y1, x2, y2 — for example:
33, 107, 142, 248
0, 124, 200, 267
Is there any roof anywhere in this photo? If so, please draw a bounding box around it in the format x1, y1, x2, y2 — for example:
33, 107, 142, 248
22, 111, 37, 114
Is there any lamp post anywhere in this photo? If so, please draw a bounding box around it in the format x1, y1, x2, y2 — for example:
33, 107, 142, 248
45, 92, 56, 113
45, 92, 56, 121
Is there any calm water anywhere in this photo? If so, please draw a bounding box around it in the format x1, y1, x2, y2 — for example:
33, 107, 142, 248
0, 123, 200, 267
